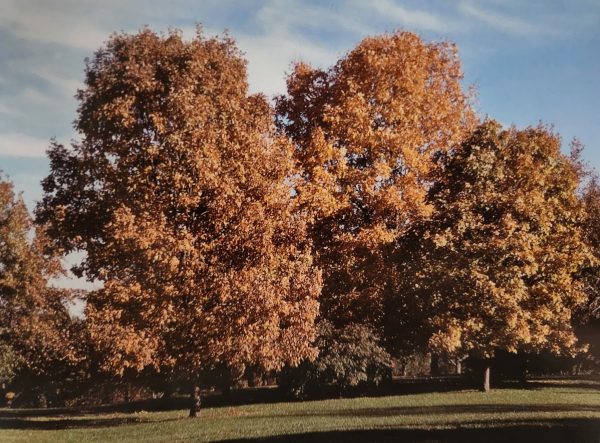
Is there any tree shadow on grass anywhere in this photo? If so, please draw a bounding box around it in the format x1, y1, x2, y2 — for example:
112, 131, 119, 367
255, 403, 600, 420
2, 404, 599, 440
525, 380, 600, 391
0, 414, 178, 430
220, 419, 600, 443
0, 395, 192, 417
1, 376, 598, 429
0, 407, 77, 418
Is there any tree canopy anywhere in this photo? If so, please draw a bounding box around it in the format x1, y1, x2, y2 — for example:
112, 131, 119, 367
36, 29, 321, 386
388, 121, 591, 365
580, 176, 600, 321
0, 177, 79, 388
276, 31, 475, 329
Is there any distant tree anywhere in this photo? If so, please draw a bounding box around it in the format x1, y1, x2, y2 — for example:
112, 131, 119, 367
36, 29, 321, 417
279, 320, 392, 399
276, 31, 475, 332
389, 122, 592, 391
0, 342, 18, 383
0, 177, 80, 405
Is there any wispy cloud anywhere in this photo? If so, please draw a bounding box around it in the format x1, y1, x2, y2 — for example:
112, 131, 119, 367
459, 1, 537, 36
0, 103, 24, 118
32, 66, 83, 97
369, 0, 452, 33
0, 133, 50, 157
209, 0, 365, 97
254, 0, 374, 36
0, 1, 112, 51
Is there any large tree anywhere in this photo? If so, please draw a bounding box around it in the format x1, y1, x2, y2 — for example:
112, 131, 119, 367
575, 176, 600, 370
388, 121, 592, 390
0, 178, 79, 403
36, 29, 321, 416
580, 176, 600, 320
276, 31, 475, 331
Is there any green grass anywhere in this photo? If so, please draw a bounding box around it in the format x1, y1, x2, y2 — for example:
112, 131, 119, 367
1, 379, 599, 442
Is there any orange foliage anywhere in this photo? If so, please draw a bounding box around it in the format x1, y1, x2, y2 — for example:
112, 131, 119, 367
579, 176, 600, 321
0, 178, 79, 376
389, 121, 592, 358
37, 29, 321, 376
276, 31, 475, 327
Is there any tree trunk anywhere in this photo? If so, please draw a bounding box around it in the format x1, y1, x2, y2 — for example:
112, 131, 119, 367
398, 359, 407, 377
124, 384, 131, 403
221, 367, 232, 399
247, 366, 256, 388
189, 385, 201, 418
0, 383, 6, 408
430, 354, 440, 376
455, 358, 462, 375
482, 365, 491, 392
518, 354, 527, 386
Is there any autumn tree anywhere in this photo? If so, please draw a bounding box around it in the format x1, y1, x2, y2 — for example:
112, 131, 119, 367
574, 176, 600, 370
580, 176, 600, 320
276, 31, 475, 332
0, 177, 80, 404
36, 29, 321, 416
388, 121, 591, 390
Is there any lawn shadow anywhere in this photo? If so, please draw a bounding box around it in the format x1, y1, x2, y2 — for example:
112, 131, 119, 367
219, 419, 600, 443
1, 375, 598, 429
0, 414, 178, 430
525, 379, 600, 391
257, 403, 600, 420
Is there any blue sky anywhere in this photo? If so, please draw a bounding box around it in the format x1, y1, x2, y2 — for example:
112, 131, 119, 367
1, 0, 599, 289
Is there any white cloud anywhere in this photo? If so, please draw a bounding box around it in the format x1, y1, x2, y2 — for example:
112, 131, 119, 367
20, 87, 55, 104
33, 66, 83, 97
0, 0, 462, 104
0, 103, 24, 118
229, 0, 465, 98
254, 0, 374, 36
0, 133, 50, 157
459, 1, 537, 36
193, 0, 358, 98
0, 0, 114, 51
369, 0, 451, 32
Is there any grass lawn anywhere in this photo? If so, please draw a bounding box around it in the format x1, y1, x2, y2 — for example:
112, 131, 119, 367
1, 378, 599, 442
